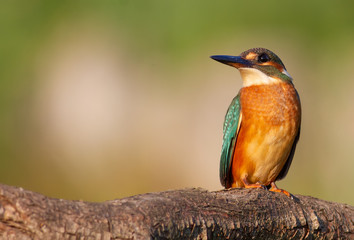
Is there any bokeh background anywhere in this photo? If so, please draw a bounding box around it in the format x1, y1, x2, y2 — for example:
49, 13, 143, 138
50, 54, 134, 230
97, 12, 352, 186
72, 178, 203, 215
0, 1, 353, 205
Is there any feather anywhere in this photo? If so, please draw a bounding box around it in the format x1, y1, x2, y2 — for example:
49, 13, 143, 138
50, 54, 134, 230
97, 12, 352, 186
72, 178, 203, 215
220, 93, 242, 187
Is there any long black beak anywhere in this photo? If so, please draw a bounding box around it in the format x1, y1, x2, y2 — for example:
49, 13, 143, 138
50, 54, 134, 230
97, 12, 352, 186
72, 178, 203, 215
210, 55, 252, 68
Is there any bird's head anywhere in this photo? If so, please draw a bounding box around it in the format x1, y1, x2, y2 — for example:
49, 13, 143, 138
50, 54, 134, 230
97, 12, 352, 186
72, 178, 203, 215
211, 48, 292, 87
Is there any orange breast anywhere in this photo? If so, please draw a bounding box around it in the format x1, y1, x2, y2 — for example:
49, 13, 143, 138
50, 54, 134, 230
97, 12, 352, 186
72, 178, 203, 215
231, 82, 301, 187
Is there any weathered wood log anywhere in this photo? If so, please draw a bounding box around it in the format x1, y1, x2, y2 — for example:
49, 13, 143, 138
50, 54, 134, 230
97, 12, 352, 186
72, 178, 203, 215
0, 183, 352, 239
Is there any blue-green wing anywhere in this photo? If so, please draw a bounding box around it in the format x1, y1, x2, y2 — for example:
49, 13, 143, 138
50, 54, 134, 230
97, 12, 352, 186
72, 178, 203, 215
220, 93, 242, 188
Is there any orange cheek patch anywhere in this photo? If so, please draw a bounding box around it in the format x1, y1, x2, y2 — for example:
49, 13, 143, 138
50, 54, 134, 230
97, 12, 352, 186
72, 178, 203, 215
260, 62, 284, 72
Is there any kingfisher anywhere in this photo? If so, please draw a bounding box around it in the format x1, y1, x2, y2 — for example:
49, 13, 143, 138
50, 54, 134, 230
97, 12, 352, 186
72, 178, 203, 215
211, 48, 301, 197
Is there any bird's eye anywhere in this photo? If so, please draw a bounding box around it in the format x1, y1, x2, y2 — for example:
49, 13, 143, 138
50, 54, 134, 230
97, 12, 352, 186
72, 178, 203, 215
258, 53, 270, 63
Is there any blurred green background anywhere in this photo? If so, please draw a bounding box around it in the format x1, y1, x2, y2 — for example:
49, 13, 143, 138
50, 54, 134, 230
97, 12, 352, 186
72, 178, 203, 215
0, 1, 353, 205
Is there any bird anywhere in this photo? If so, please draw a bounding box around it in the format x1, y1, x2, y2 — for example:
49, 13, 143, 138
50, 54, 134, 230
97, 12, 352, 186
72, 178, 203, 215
210, 48, 301, 197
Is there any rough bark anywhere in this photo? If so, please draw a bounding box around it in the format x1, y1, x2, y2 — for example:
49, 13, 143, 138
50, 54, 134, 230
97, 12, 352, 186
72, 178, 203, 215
0, 183, 352, 239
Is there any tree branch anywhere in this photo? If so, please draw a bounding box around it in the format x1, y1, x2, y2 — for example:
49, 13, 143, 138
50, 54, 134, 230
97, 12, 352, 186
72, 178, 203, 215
0, 183, 352, 239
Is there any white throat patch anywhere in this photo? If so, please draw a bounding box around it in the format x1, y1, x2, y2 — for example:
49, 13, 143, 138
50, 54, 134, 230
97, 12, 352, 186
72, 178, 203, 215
239, 68, 282, 87
282, 69, 293, 79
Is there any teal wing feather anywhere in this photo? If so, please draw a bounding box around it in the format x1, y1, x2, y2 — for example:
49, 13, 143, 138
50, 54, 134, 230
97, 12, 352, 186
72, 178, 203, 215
220, 93, 242, 188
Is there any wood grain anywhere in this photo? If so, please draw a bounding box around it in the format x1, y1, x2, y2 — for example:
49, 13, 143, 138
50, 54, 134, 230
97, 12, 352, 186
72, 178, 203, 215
0, 184, 352, 239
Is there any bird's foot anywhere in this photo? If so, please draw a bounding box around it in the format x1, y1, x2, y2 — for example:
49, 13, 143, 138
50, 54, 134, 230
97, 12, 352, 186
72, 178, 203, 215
242, 177, 267, 190
269, 182, 293, 199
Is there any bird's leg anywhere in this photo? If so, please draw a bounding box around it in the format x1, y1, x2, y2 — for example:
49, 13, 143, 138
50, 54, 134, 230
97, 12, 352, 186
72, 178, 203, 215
241, 176, 267, 189
269, 182, 293, 198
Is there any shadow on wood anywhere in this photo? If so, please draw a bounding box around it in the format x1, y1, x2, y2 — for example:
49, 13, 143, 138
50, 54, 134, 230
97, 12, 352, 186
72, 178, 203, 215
0, 184, 353, 239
